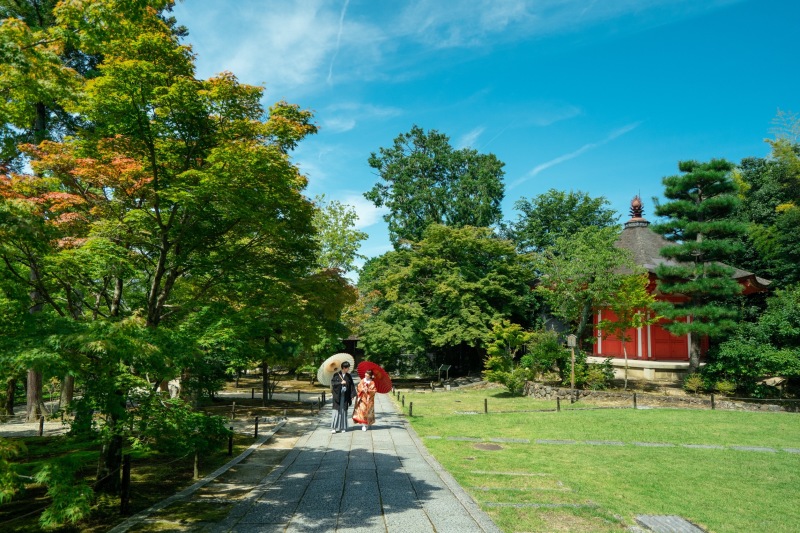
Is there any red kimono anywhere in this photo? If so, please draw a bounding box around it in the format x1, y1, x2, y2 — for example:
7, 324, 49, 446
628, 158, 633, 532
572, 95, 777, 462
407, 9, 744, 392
352, 379, 376, 425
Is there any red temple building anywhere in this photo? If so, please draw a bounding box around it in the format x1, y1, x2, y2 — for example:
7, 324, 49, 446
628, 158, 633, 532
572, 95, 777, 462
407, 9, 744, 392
588, 196, 770, 382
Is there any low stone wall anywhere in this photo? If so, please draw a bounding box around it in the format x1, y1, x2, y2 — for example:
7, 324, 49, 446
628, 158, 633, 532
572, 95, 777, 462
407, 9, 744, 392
522, 381, 798, 412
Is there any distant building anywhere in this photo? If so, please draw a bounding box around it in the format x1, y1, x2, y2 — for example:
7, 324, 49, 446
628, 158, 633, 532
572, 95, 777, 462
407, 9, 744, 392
588, 196, 770, 381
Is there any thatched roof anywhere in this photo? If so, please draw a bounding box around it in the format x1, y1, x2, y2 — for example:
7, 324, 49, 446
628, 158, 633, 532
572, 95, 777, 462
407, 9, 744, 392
615, 196, 770, 290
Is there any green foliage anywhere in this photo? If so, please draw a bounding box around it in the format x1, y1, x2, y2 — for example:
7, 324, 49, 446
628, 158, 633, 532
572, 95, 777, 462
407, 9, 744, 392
33, 454, 93, 529
583, 358, 615, 390
0, 438, 25, 504
714, 380, 736, 395
705, 285, 800, 393
519, 329, 569, 378
683, 373, 705, 394
312, 194, 368, 273
504, 189, 618, 253
535, 226, 636, 343
358, 226, 536, 369
483, 366, 532, 396
365, 125, 505, 247
132, 396, 229, 456
652, 160, 746, 345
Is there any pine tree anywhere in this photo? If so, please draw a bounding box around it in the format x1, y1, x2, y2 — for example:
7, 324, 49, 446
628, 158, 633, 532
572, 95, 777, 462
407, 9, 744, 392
652, 159, 746, 372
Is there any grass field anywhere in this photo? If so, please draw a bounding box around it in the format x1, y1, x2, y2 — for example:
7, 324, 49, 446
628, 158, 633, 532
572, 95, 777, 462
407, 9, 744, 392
394, 387, 800, 533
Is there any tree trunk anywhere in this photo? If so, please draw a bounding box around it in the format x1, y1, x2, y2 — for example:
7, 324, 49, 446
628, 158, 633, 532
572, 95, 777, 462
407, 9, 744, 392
3, 377, 16, 417
622, 346, 629, 391
26, 370, 46, 422
688, 333, 701, 374
61, 375, 74, 408
96, 429, 123, 494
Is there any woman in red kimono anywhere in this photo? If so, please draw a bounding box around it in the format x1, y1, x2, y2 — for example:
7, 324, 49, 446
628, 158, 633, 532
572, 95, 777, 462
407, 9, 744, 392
352, 369, 377, 431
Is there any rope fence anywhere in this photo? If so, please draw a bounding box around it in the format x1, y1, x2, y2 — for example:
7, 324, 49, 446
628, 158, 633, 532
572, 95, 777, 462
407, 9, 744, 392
393, 387, 800, 417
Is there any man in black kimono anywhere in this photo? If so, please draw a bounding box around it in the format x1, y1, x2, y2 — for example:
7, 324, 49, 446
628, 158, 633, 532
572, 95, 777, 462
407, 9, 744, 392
330, 361, 357, 433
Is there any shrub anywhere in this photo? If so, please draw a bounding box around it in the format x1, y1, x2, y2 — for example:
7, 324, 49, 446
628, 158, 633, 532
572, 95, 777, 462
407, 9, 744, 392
583, 358, 615, 390
521, 329, 570, 378
715, 380, 736, 396
683, 373, 704, 394
483, 367, 532, 396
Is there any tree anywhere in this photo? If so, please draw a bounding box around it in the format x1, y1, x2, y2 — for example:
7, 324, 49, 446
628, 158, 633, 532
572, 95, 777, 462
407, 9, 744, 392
312, 195, 368, 273
734, 113, 800, 288
1, 0, 323, 503
651, 159, 747, 373
534, 226, 638, 347
358, 224, 535, 373
504, 189, 618, 253
596, 273, 658, 389
706, 285, 800, 394
365, 125, 505, 247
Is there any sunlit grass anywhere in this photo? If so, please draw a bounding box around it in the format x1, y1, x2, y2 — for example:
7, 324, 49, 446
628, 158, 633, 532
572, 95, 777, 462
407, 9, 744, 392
395, 388, 800, 533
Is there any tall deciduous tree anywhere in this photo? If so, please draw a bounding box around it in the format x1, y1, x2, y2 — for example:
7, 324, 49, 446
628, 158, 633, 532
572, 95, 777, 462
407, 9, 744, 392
596, 273, 658, 389
652, 159, 746, 373
535, 226, 638, 346
358, 225, 535, 372
312, 194, 368, 273
365, 125, 505, 247
504, 189, 618, 253
1, 0, 323, 501
735, 113, 800, 288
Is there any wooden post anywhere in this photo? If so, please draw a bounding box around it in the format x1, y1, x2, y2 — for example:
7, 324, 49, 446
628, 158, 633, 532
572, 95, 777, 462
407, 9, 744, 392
711, 393, 715, 410
298, 390, 301, 402
38, 415, 44, 436
231, 402, 236, 420
228, 426, 233, 456
120, 454, 131, 515
254, 416, 259, 439
633, 392, 637, 409
251, 388, 255, 399
409, 402, 413, 417
484, 398, 488, 414
402, 395, 405, 407
193, 451, 199, 480
557, 397, 561, 412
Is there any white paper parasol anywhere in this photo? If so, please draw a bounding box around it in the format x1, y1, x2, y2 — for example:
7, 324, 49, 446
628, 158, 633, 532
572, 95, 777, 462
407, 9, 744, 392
317, 353, 355, 386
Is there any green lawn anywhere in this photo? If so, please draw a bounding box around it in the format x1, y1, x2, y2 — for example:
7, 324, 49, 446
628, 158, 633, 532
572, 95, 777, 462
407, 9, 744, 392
395, 388, 800, 533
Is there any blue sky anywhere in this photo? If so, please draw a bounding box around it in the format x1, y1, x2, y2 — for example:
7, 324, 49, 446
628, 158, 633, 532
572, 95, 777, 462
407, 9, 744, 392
172, 0, 799, 267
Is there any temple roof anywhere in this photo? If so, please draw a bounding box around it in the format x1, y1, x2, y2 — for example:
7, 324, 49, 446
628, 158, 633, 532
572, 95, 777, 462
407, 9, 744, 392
616, 195, 770, 290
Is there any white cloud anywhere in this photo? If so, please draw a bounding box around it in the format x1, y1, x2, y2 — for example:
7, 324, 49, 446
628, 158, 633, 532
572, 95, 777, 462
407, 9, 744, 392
509, 121, 642, 188
394, 0, 743, 48
457, 127, 485, 149
343, 194, 388, 229
323, 117, 357, 133
177, 1, 742, 99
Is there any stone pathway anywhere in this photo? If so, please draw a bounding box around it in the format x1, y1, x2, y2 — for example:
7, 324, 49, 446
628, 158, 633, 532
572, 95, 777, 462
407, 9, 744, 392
109, 394, 500, 532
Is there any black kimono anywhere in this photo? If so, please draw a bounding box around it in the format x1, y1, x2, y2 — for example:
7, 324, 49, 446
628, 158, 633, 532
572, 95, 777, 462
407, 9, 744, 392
330, 371, 356, 432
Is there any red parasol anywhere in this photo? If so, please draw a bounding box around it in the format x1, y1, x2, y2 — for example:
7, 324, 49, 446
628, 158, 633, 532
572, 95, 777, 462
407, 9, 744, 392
356, 361, 393, 394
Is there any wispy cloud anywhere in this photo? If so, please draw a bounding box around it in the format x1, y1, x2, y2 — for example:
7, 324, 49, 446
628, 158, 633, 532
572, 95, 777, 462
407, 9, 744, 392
327, 0, 350, 85
342, 194, 388, 229
509, 121, 642, 189
322, 117, 357, 133
457, 127, 485, 148
395, 0, 743, 49
320, 102, 404, 134
178, 1, 742, 99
